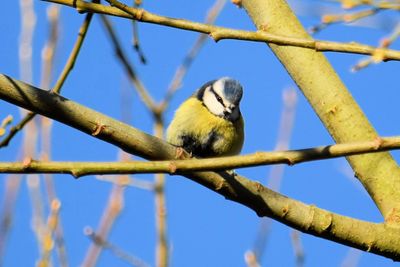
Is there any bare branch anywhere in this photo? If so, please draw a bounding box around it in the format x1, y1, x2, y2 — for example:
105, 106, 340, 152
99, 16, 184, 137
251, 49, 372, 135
81, 185, 125, 267
3, 136, 400, 175
0, 112, 35, 148
52, 2, 95, 94
41, 0, 400, 61
352, 22, 400, 71
131, 0, 146, 64
2, 74, 400, 259
290, 230, 305, 267
84, 227, 151, 267
241, 0, 400, 221
248, 88, 298, 265
99, 14, 157, 112
159, 0, 227, 112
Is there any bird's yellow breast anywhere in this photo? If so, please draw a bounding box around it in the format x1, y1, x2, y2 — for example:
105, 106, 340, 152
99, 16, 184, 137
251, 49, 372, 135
166, 97, 244, 157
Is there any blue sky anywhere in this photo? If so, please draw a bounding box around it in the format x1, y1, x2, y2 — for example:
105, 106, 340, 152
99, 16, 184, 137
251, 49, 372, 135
1, 0, 400, 266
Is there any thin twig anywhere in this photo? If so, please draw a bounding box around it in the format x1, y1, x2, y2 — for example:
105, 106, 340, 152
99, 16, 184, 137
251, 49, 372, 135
247, 88, 297, 265
352, 22, 400, 71
42, 0, 400, 61
131, 0, 146, 64
310, 0, 400, 33
99, 14, 157, 112
96, 175, 155, 190
19, 0, 36, 84
158, 0, 227, 112
19, 0, 47, 265
244, 250, 260, 267
267, 88, 297, 191
81, 184, 125, 267
0, 112, 36, 148
0, 115, 13, 136
153, 118, 168, 267
95, 85, 154, 190
27, 174, 49, 266
81, 78, 132, 267
0, 2, 95, 149
340, 248, 362, 267
290, 230, 305, 267
0, 1, 37, 263
0, 174, 23, 265
39, 5, 69, 267
41, 4, 60, 90
84, 227, 151, 267
37, 199, 62, 267
52, 2, 96, 93
311, 7, 380, 34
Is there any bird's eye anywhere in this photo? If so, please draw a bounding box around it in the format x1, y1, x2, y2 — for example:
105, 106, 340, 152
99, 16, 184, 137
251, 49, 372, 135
210, 86, 225, 106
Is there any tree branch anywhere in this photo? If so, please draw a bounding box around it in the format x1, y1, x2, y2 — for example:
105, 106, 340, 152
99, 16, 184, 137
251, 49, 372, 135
41, 0, 400, 61
2, 136, 400, 175
241, 0, 400, 222
2, 74, 400, 260
0, 74, 175, 160
99, 14, 157, 112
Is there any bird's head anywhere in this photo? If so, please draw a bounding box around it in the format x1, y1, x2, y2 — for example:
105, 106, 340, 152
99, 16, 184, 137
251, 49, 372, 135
198, 77, 243, 122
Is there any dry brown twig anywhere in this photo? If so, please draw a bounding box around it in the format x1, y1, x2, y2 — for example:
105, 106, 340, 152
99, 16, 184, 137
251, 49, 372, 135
352, 22, 400, 71
84, 227, 151, 267
309, 0, 400, 71
0, 0, 96, 149
39, 5, 69, 267
131, 0, 146, 64
290, 230, 305, 267
99, 14, 157, 112
246, 88, 298, 267
159, 0, 227, 112
81, 82, 132, 267
81, 183, 126, 267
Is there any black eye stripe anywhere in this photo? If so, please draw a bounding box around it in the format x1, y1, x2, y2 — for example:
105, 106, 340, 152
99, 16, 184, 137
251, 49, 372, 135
210, 86, 225, 107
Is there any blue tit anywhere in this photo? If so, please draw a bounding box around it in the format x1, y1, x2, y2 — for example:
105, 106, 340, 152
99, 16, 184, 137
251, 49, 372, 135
166, 77, 244, 157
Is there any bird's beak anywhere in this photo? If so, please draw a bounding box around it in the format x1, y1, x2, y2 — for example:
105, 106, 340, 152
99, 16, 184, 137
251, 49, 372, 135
225, 104, 236, 114
223, 105, 236, 119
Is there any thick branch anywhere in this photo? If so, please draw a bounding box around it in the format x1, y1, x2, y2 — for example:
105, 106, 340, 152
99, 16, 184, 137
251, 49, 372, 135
2, 75, 400, 259
2, 136, 400, 175
0, 75, 175, 160
41, 0, 400, 61
241, 0, 400, 221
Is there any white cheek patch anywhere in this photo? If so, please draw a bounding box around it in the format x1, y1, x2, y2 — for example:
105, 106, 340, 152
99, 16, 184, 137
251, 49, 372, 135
203, 88, 225, 117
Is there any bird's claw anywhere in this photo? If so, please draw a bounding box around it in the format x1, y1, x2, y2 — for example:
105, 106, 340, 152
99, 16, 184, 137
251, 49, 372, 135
175, 147, 192, 159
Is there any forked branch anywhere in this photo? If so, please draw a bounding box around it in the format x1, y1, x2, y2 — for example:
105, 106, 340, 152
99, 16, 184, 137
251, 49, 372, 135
1, 74, 400, 260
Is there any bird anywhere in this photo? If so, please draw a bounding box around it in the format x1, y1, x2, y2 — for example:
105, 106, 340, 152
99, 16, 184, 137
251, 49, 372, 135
166, 77, 244, 158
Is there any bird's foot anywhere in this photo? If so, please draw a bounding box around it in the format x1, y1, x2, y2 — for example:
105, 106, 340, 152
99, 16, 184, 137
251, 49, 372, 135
175, 147, 192, 159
